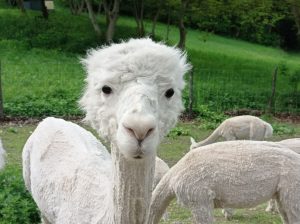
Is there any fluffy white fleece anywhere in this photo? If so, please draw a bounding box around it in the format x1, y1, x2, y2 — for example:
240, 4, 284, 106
149, 141, 300, 224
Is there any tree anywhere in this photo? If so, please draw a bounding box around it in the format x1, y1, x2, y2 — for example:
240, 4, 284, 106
177, 0, 189, 49
17, 0, 26, 13
133, 0, 145, 37
85, 0, 102, 37
150, 0, 163, 38
69, 0, 85, 15
288, 0, 300, 40
103, 0, 120, 43
40, 0, 49, 19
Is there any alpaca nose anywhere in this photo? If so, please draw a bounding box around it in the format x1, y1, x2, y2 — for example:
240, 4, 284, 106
123, 114, 156, 143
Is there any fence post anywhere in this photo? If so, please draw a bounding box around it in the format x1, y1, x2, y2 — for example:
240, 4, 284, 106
188, 67, 194, 118
0, 60, 3, 119
267, 66, 278, 114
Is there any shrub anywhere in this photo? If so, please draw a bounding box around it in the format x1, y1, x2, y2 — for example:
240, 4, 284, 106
0, 166, 40, 224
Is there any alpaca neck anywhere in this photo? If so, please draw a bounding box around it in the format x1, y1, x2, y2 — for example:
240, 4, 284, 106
111, 143, 155, 224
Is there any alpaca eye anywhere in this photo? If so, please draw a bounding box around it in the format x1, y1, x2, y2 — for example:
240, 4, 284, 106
102, 85, 112, 94
165, 88, 174, 98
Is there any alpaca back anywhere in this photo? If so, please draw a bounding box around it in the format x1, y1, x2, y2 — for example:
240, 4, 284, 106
170, 141, 300, 208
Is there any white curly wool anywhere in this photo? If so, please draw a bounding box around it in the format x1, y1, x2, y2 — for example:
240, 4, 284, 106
190, 115, 273, 149
22, 38, 190, 224
149, 141, 300, 224
0, 139, 5, 170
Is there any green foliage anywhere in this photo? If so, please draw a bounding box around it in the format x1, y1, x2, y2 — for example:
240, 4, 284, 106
273, 123, 296, 135
167, 127, 190, 138
0, 167, 40, 224
0, 9, 99, 53
0, 9, 299, 117
194, 105, 227, 130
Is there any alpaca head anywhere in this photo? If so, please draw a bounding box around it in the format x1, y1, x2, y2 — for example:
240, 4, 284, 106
80, 38, 190, 159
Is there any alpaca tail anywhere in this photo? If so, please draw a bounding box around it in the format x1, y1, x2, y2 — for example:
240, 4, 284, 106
264, 122, 273, 139
148, 175, 175, 224
190, 127, 221, 149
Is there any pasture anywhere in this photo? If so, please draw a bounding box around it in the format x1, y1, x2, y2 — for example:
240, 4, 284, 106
0, 9, 300, 117
0, 119, 299, 223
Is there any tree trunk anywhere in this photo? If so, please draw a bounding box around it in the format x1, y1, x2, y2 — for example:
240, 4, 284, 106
133, 0, 145, 37
177, 0, 188, 50
166, 7, 171, 41
17, 0, 26, 13
291, 1, 300, 37
85, 0, 102, 37
103, 0, 120, 43
0, 61, 4, 119
151, 4, 161, 38
70, 0, 85, 15
40, 0, 48, 19
106, 15, 117, 43
268, 66, 278, 114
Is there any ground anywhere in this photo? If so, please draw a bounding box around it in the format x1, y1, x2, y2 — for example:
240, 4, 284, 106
0, 117, 299, 223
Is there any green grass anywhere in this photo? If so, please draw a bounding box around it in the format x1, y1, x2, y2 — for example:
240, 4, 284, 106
1, 119, 299, 223
0, 8, 299, 116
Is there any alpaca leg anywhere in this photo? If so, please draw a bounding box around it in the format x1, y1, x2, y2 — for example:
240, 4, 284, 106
265, 199, 277, 213
276, 199, 290, 224
222, 208, 234, 220
277, 192, 300, 224
223, 132, 236, 141
189, 196, 214, 224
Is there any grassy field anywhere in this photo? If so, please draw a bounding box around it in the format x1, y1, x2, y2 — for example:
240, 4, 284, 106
0, 8, 300, 116
0, 118, 299, 223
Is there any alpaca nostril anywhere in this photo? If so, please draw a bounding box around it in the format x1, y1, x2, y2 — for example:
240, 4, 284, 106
145, 128, 154, 138
124, 126, 135, 137
123, 123, 155, 143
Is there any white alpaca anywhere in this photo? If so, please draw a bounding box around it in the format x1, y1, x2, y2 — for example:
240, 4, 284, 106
190, 115, 273, 150
149, 141, 300, 224
265, 138, 300, 213
22, 38, 190, 224
0, 139, 5, 170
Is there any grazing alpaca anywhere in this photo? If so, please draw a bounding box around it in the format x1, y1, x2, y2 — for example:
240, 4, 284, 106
0, 140, 5, 170
190, 115, 273, 150
22, 38, 190, 224
149, 141, 300, 224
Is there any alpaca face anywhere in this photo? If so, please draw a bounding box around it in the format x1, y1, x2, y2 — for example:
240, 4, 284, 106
80, 39, 190, 159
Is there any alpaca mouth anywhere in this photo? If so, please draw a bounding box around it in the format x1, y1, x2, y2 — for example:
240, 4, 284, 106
133, 149, 144, 159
